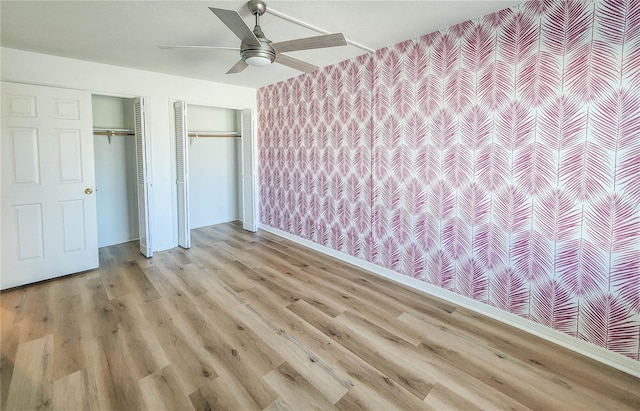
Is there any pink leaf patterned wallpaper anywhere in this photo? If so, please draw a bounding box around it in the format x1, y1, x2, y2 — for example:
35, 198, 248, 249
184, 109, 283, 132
258, 0, 640, 361
259, 55, 374, 259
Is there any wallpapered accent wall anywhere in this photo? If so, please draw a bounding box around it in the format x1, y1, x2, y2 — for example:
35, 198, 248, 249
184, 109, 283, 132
258, 0, 640, 361
260, 54, 374, 259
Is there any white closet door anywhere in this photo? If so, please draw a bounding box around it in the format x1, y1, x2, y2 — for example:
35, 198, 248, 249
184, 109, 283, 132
174, 101, 190, 248
134, 97, 153, 257
1, 82, 98, 289
240, 109, 258, 232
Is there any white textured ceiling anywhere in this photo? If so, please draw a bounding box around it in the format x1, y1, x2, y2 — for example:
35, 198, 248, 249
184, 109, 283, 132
1, 1, 524, 89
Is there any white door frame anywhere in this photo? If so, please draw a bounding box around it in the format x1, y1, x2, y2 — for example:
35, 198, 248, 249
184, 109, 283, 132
172, 101, 258, 248
91, 92, 153, 257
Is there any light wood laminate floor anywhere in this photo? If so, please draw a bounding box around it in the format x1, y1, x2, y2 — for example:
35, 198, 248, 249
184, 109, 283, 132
1, 222, 639, 410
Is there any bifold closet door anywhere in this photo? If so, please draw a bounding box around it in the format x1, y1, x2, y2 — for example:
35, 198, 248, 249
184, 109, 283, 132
134, 97, 153, 257
174, 101, 191, 248
240, 109, 258, 232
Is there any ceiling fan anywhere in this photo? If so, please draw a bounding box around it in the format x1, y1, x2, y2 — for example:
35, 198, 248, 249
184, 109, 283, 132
159, 0, 348, 74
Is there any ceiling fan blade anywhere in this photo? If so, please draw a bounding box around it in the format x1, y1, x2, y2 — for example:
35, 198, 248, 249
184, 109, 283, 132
227, 60, 249, 74
271, 33, 347, 53
158, 45, 240, 51
275, 54, 318, 73
209, 7, 261, 47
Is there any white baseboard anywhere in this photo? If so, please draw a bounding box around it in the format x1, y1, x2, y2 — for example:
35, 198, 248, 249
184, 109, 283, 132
260, 224, 640, 378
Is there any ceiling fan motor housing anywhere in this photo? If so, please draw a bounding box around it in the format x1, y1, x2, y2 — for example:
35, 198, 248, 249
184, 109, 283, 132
241, 24, 275, 64
241, 40, 276, 65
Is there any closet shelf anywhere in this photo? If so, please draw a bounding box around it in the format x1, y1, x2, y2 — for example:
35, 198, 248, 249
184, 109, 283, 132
188, 131, 240, 138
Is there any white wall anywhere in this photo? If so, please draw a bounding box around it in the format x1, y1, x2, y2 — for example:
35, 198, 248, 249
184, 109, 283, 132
92, 95, 139, 247
1, 47, 256, 252
92, 94, 134, 130
187, 104, 240, 229
188, 138, 239, 228
94, 135, 139, 246
187, 104, 239, 132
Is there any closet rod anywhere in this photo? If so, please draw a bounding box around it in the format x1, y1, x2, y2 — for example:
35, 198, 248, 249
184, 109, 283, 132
94, 130, 135, 136
188, 133, 240, 138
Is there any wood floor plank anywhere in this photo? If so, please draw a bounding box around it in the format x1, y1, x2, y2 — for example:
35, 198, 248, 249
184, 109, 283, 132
50, 293, 84, 380
242, 240, 309, 273
255, 265, 348, 317
138, 264, 192, 299
198, 225, 236, 244
263, 362, 341, 410
195, 371, 263, 411
141, 296, 219, 395
98, 245, 141, 302
138, 365, 195, 411
110, 293, 170, 379
190, 227, 223, 246
207, 225, 256, 251
288, 299, 435, 400
94, 325, 145, 410
260, 237, 460, 317
16, 282, 54, 343
98, 246, 118, 270
1, 222, 638, 410
82, 339, 119, 411
400, 311, 636, 411
334, 385, 431, 411
449, 307, 640, 405
0, 288, 27, 408
270, 261, 425, 345
423, 382, 484, 411
218, 260, 269, 294
174, 263, 210, 296
120, 260, 162, 303
195, 291, 286, 376
5, 334, 54, 411
53, 368, 99, 411
188, 377, 244, 411
77, 276, 119, 343
262, 397, 295, 411
251, 297, 431, 411
167, 288, 279, 409
188, 246, 255, 292
238, 288, 354, 405
334, 308, 532, 410
165, 246, 197, 267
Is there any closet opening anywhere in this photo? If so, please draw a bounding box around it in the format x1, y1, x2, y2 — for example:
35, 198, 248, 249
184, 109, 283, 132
92, 94, 153, 257
175, 102, 257, 249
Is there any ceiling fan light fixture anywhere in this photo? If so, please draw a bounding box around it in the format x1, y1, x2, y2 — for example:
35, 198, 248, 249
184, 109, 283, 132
245, 55, 273, 66
241, 45, 276, 67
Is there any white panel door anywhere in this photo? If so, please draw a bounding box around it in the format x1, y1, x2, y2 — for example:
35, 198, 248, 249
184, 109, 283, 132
134, 97, 153, 257
174, 101, 190, 248
1, 82, 98, 289
240, 109, 258, 232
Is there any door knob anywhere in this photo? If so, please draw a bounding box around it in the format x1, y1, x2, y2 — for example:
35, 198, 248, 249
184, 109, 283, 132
85, 188, 93, 195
